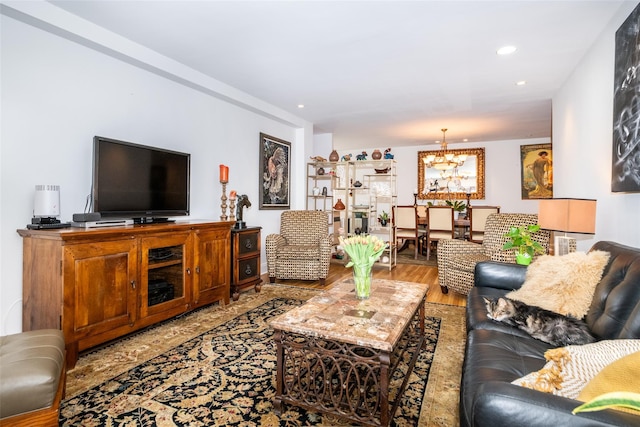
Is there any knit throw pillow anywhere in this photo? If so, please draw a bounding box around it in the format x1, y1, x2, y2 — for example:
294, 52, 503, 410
506, 250, 610, 318
512, 340, 640, 399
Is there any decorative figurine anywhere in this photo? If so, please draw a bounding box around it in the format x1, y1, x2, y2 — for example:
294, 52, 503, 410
310, 155, 327, 162
235, 194, 251, 229
356, 151, 368, 160
341, 153, 352, 161
384, 148, 394, 159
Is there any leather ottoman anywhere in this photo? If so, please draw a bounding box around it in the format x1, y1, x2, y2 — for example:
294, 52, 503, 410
0, 329, 65, 426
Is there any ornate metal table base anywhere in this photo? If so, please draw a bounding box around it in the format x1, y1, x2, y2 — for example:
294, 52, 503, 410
274, 300, 425, 426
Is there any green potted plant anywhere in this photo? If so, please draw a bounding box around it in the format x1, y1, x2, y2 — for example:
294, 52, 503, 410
378, 211, 389, 226
446, 200, 467, 219
502, 224, 545, 265
445, 200, 467, 211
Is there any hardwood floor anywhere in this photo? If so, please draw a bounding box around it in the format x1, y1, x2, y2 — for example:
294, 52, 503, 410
260, 262, 467, 307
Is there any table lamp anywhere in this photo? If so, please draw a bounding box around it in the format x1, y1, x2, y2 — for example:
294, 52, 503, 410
33, 184, 61, 223
538, 198, 596, 256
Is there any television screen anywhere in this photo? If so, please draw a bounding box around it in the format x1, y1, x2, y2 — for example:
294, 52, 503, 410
93, 136, 190, 221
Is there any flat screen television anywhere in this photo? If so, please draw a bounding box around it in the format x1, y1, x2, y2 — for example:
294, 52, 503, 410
93, 136, 190, 223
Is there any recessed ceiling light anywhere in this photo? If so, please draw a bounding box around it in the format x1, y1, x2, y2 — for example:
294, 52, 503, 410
497, 45, 517, 55
297, 104, 305, 109
516, 80, 527, 86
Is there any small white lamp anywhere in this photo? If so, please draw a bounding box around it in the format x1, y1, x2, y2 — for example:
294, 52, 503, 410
538, 198, 596, 256
33, 184, 61, 222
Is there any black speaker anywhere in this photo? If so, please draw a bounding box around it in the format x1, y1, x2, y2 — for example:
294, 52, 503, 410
72, 212, 102, 222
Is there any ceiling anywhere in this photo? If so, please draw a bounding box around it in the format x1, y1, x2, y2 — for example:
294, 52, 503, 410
49, 0, 628, 150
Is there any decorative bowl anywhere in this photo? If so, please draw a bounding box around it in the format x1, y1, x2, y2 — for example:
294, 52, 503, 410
375, 167, 390, 174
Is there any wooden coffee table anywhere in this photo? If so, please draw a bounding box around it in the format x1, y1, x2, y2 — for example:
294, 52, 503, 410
270, 278, 428, 427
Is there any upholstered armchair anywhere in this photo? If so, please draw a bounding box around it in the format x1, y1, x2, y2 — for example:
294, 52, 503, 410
265, 210, 332, 285
437, 213, 550, 295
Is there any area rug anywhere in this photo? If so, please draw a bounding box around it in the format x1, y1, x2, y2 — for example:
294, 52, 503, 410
61, 284, 465, 426
397, 248, 437, 266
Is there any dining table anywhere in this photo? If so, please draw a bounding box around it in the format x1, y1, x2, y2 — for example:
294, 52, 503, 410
417, 216, 470, 239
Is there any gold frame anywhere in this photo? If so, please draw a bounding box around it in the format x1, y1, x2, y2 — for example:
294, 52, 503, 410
417, 147, 485, 200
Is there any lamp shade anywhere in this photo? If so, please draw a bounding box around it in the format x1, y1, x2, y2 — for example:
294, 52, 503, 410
538, 198, 596, 234
33, 184, 60, 217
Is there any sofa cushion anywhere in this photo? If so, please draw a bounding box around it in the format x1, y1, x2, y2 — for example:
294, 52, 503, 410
511, 339, 640, 399
587, 241, 640, 340
577, 351, 640, 406
506, 250, 610, 318
466, 286, 534, 338
460, 329, 551, 427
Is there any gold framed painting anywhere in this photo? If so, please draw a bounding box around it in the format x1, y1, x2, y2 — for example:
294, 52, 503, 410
521, 143, 553, 199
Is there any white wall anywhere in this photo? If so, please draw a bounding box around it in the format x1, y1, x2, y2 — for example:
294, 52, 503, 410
0, 7, 311, 334
553, 1, 640, 251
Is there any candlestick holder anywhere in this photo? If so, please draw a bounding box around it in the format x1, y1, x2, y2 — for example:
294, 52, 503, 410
413, 192, 418, 207
220, 181, 228, 221
229, 197, 236, 221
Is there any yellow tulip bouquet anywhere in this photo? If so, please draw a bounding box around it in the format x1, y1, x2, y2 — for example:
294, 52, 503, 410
339, 234, 388, 299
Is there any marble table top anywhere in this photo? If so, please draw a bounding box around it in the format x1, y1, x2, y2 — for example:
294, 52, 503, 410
269, 278, 428, 352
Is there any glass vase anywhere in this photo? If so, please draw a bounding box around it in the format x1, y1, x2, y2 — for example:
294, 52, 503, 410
353, 263, 373, 299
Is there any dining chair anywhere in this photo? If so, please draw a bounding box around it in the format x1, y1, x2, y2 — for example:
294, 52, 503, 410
424, 206, 455, 260
394, 205, 425, 259
466, 205, 500, 243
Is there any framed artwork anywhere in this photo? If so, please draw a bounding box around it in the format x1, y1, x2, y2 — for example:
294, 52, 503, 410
612, 2, 640, 192
259, 132, 291, 209
520, 143, 553, 200
417, 147, 485, 200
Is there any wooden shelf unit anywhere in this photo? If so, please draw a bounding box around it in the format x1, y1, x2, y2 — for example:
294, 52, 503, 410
306, 159, 397, 270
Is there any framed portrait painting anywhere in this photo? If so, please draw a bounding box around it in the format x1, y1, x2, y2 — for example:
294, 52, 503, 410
612, 2, 640, 192
259, 133, 291, 209
520, 143, 553, 200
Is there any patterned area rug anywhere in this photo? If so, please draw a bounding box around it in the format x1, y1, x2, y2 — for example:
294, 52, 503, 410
62, 284, 465, 426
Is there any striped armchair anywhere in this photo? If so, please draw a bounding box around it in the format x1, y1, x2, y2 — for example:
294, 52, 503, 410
265, 210, 332, 285
437, 213, 550, 295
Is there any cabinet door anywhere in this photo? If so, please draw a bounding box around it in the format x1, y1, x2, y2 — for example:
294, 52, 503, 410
63, 239, 138, 342
193, 228, 230, 307
140, 232, 192, 318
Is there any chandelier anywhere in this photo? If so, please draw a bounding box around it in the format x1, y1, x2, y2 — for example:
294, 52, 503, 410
423, 128, 467, 170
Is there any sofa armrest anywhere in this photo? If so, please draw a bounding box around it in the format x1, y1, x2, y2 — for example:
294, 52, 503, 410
474, 261, 527, 290
471, 382, 640, 427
